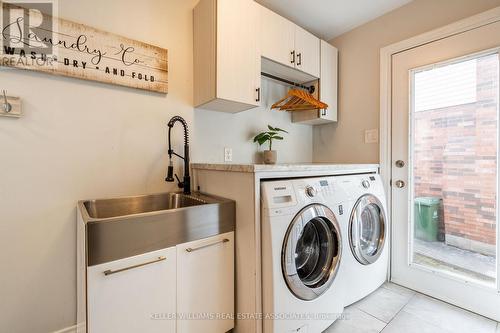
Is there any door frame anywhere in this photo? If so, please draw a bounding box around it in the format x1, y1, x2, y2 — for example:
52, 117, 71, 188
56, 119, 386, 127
380, 6, 500, 282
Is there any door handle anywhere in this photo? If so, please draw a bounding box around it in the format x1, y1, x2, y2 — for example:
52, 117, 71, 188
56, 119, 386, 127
394, 180, 406, 188
186, 238, 230, 253
103, 256, 166, 276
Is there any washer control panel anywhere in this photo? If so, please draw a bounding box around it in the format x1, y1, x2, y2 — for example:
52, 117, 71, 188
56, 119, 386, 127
305, 185, 317, 197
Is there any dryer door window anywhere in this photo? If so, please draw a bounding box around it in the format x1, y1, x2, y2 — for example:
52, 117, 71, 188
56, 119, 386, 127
282, 204, 342, 301
350, 194, 386, 265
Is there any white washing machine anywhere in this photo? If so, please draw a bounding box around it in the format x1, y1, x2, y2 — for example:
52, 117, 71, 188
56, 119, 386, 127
261, 177, 346, 333
336, 174, 388, 306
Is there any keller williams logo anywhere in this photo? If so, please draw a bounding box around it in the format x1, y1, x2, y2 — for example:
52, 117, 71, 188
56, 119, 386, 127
1, 0, 57, 66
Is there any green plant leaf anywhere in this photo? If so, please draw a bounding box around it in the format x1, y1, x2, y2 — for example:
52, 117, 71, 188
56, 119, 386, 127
257, 137, 269, 145
273, 127, 289, 133
274, 136, 284, 140
267, 125, 275, 131
253, 133, 266, 142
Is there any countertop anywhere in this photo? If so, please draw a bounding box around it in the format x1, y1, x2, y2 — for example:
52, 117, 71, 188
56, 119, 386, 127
191, 163, 379, 174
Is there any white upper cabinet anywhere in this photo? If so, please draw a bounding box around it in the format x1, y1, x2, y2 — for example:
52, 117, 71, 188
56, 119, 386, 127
87, 247, 177, 333
194, 1, 335, 115
318, 40, 338, 122
260, 5, 320, 80
292, 40, 338, 125
194, 0, 261, 113
294, 26, 320, 78
260, 6, 295, 68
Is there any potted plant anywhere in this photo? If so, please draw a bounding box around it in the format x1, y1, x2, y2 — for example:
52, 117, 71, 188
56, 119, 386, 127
253, 125, 288, 164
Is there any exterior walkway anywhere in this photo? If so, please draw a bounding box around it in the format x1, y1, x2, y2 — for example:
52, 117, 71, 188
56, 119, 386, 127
413, 239, 496, 285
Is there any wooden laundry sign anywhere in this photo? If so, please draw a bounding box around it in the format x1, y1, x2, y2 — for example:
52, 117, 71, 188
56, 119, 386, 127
0, 2, 168, 93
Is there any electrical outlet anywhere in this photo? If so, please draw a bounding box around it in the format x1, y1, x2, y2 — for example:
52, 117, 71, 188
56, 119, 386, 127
224, 147, 233, 162
364, 129, 379, 144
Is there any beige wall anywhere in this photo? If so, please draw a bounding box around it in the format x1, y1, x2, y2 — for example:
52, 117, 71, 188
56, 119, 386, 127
0, 1, 312, 332
313, 0, 500, 164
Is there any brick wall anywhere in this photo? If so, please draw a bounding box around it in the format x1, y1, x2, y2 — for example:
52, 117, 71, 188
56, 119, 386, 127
413, 55, 498, 247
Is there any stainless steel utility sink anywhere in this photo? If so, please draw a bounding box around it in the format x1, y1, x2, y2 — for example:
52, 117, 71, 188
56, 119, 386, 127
83, 192, 209, 219
78, 192, 235, 266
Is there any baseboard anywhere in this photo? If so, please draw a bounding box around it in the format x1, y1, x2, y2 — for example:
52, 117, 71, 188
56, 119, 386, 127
51, 324, 78, 333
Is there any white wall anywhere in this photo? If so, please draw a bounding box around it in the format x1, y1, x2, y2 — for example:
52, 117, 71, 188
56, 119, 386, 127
0, 1, 312, 332
193, 77, 313, 164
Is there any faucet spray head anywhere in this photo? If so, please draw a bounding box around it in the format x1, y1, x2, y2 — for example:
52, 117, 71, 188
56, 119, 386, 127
165, 159, 174, 182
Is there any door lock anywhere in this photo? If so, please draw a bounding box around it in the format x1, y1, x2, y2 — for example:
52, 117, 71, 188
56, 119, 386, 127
395, 160, 405, 168
394, 180, 406, 188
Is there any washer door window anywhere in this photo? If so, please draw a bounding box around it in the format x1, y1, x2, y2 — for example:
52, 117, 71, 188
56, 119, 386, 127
349, 194, 386, 265
282, 204, 342, 301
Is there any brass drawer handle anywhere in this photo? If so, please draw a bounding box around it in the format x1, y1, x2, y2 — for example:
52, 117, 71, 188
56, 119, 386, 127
103, 256, 166, 276
186, 238, 230, 253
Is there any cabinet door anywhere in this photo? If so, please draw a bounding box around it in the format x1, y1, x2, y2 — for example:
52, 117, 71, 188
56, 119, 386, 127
295, 25, 320, 78
260, 5, 295, 68
217, 0, 260, 106
177, 232, 235, 333
87, 248, 176, 333
319, 40, 338, 122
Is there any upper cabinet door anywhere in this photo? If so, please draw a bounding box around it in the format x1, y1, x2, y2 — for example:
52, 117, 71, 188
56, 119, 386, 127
294, 26, 320, 78
260, 5, 295, 68
194, 0, 260, 112
217, 0, 260, 107
319, 40, 338, 121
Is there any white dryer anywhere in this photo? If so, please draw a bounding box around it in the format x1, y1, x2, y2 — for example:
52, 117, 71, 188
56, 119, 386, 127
336, 174, 388, 306
261, 177, 346, 333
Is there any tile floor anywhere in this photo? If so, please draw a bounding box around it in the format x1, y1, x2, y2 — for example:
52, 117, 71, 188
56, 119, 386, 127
325, 282, 499, 333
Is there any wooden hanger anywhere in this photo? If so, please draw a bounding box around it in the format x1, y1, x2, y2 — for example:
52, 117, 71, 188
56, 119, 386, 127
271, 88, 328, 111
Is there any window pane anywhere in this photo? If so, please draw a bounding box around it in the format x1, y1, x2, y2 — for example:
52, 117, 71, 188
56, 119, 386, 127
414, 58, 477, 112
411, 52, 498, 286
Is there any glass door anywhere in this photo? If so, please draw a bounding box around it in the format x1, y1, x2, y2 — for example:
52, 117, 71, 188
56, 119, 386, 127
391, 20, 500, 321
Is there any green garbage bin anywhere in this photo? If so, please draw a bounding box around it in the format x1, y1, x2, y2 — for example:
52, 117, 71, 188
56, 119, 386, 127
414, 197, 442, 242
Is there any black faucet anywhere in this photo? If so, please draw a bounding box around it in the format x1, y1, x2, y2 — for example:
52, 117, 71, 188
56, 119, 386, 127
166, 116, 191, 194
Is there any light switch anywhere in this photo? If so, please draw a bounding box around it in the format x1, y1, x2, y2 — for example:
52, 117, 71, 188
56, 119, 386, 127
364, 129, 379, 144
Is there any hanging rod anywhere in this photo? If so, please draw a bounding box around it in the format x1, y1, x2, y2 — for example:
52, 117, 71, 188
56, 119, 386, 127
261, 72, 315, 94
